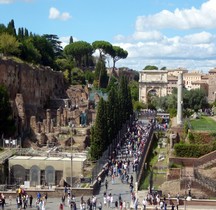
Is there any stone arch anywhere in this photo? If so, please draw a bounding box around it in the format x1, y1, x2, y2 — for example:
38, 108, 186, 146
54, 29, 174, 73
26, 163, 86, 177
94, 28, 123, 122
139, 70, 168, 104
45, 166, 55, 186
147, 88, 160, 103
147, 88, 158, 96
30, 165, 40, 187
11, 165, 25, 185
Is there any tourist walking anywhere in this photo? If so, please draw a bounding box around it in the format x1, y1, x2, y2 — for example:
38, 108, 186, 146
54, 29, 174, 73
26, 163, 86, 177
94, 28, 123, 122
29, 195, 33, 207
105, 179, 108, 191
59, 202, 64, 210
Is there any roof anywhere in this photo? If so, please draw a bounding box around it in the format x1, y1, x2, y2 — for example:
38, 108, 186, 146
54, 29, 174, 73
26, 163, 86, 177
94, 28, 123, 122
209, 68, 216, 73
140, 70, 168, 73
9, 155, 87, 162
184, 72, 203, 76
167, 68, 188, 72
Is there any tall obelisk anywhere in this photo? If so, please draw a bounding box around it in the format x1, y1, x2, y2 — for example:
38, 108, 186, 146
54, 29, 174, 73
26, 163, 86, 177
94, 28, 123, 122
177, 72, 183, 126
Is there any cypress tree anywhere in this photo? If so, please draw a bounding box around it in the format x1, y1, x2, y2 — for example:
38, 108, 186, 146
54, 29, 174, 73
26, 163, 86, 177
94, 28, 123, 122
107, 87, 119, 143
90, 98, 107, 160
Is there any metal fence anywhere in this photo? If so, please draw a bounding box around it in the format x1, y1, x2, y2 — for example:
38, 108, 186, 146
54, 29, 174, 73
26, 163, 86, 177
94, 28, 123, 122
91, 145, 110, 183
194, 168, 216, 192
91, 116, 134, 183
136, 123, 154, 184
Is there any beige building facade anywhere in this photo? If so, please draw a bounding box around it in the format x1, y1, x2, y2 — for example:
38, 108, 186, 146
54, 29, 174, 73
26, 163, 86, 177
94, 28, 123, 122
183, 71, 203, 90
139, 68, 216, 104
9, 155, 86, 187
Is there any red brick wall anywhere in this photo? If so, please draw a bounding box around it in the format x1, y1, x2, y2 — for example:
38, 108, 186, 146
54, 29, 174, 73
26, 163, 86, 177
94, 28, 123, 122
167, 168, 181, 180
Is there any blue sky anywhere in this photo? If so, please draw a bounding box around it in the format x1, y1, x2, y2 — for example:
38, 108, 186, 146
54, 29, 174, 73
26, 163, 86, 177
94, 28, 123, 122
1, 0, 216, 72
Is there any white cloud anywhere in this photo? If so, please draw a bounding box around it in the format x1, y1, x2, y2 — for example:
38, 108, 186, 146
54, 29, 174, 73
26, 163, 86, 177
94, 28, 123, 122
181, 31, 214, 44
0, 0, 14, 3
0, 0, 33, 3
113, 31, 216, 72
112, 1, 216, 72
135, 0, 216, 30
49, 7, 71, 21
132, 30, 163, 41
114, 30, 164, 43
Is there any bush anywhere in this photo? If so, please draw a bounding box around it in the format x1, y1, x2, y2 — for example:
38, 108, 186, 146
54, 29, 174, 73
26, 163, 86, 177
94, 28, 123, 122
169, 162, 183, 168
188, 131, 195, 144
174, 143, 212, 158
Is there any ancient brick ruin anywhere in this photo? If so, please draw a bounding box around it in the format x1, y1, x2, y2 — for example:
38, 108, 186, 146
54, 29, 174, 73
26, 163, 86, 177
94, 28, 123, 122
0, 58, 96, 149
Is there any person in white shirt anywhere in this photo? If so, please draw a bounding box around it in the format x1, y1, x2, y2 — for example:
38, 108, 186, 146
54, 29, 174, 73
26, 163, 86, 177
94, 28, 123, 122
142, 198, 147, 210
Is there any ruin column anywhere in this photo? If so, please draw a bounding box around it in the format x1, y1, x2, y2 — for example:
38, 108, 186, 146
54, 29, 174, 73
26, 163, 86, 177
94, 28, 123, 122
46, 109, 51, 133
57, 108, 61, 126
36, 122, 41, 133
30, 116, 37, 133
42, 119, 46, 133
177, 73, 183, 126
63, 108, 68, 126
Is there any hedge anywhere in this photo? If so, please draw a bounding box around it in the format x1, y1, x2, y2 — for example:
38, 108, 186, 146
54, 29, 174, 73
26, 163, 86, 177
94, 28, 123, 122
174, 143, 213, 158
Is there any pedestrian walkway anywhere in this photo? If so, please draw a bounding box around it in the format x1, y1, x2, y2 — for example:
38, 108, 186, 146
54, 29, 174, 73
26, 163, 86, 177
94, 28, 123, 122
94, 119, 153, 210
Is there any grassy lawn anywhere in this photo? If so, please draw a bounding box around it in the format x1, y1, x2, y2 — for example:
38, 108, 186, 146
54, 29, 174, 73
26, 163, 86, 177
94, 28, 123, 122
140, 142, 168, 190
190, 116, 216, 131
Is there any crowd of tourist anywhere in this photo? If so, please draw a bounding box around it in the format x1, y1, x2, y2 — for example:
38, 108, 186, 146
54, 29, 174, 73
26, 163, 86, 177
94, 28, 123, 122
1, 111, 180, 210
88, 118, 154, 210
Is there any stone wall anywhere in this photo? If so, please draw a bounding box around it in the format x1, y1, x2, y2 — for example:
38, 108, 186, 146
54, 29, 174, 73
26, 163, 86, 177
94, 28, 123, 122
0, 58, 67, 111
0, 58, 67, 135
167, 168, 181, 180
169, 157, 197, 167
0, 58, 97, 147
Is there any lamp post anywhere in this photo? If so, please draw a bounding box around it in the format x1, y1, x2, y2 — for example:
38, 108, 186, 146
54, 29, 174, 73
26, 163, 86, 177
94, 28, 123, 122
70, 129, 73, 195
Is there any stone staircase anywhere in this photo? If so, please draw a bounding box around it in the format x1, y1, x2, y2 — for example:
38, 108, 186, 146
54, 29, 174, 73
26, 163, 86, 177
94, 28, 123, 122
199, 159, 216, 169
193, 168, 216, 193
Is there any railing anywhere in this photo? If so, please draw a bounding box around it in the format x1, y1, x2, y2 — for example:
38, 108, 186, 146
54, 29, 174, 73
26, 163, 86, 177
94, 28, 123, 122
91, 116, 134, 183
194, 168, 216, 192
0, 149, 15, 163
195, 150, 216, 168
136, 123, 154, 185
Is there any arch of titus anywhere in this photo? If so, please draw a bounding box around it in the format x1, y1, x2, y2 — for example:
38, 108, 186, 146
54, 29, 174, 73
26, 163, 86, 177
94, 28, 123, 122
139, 70, 168, 104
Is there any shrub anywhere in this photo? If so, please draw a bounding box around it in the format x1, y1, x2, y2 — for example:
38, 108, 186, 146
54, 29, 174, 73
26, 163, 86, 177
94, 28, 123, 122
169, 162, 183, 168
174, 143, 212, 158
188, 131, 195, 144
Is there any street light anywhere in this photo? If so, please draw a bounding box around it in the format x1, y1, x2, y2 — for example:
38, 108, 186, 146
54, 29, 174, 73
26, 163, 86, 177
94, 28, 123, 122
70, 129, 73, 195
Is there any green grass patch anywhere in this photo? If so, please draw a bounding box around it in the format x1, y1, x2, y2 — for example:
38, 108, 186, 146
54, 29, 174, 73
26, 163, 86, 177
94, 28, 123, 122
153, 173, 166, 189
190, 116, 216, 131
139, 133, 168, 190
139, 171, 151, 190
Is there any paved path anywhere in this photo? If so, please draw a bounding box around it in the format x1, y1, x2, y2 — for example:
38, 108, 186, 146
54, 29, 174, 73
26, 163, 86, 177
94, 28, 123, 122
3, 197, 216, 210
2, 118, 216, 210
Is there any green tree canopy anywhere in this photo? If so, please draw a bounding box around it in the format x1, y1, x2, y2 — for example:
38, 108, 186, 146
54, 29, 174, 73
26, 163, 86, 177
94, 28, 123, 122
94, 59, 108, 88
43, 34, 63, 58
92, 40, 113, 59
64, 41, 93, 68
71, 67, 86, 85
90, 98, 108, 160
109, 46, 128, 83
0, 24, 7, 34
110, 46, 128, 69
7, 19, 16, 36
143, 65, 158, 70
19, 38, 41, 63
31, 35, 55, 67
0, 33, 20, 56
129, 80, 139, 101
